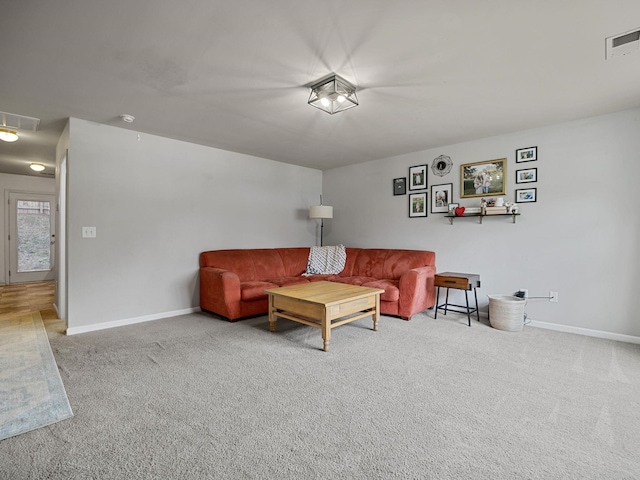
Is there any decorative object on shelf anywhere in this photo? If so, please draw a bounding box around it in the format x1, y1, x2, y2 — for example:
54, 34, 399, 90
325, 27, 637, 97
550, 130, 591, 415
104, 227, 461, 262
495, 197, 504, 207
515, 188, 537, 203
431, 183, 453, 213
516, 146, 537, 163
460, 158, 507, 198
309, 195, 333, 246
408, 164, 427, 190
409, 192, 427, 217
307, 73, 358, 115
447, 203, 459, 215
485, 206, 508, 215
431, 155, 453, 177
454, 206, 466, 217
516, 167, 537, 183
505, 202, 519, 214
393, 177, 407, 196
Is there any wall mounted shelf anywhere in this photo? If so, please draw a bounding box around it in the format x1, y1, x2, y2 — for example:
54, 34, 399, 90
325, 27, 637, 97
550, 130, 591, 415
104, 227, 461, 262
446, 213, 520, 224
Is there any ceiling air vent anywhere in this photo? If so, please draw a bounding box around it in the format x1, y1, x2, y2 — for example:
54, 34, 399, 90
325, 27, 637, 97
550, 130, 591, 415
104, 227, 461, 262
606, 28, 640, 59
0, 111, 40, 131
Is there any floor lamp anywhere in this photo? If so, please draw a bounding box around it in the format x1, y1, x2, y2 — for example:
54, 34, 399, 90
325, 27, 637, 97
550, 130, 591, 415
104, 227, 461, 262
309, 196, 333, 246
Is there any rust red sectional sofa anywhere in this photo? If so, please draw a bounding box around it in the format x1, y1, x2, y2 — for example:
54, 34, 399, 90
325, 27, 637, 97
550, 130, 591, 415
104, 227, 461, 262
199, 247, 436, 321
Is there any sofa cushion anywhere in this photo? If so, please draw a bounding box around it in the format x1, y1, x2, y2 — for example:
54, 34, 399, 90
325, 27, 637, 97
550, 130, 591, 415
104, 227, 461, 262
363, 279, 400, 302
332, 276, 378, 286
240, 281, 277, 301
200, 249, 287, 281
266, 277, 310, 287
305, 274, 341, 282
349, 248, 436, 279
276, 248, 311, 277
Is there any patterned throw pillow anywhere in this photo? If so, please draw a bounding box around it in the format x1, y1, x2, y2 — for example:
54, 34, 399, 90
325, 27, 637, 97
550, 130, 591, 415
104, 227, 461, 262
304, 245, 346, 275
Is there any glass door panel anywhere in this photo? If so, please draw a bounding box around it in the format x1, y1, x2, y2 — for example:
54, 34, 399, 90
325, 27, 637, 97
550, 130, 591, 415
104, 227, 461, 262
8, 193, 56, 283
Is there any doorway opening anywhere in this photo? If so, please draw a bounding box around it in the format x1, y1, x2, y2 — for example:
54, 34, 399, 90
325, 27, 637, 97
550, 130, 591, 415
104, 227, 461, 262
7, 192, 56, 284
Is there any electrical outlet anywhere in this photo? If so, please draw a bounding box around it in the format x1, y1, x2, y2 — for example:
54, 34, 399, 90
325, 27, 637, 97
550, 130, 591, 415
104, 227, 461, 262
520, 288, 528, 299
550, 291, 558, 303
82, 226, 96, 238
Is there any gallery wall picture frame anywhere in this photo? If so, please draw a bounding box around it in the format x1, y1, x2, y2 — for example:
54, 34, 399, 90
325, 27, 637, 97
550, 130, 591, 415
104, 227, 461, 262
409, 164, 428, 190
516, 167, 537, 184
515, 187, 537, 203
431, 183, 453, 213
460, 158, 507, 198
393, 177, 407, 195
409, 192, 428, 217
447, 203, 459, 216
516, 146, 537, 163
431, 155, 453, 177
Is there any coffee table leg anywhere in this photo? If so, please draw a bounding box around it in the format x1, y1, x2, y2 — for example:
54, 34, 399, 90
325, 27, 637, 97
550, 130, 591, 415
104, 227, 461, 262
322, 316, 330, 352
268, 295, 276, 332
373, 294, 380, 331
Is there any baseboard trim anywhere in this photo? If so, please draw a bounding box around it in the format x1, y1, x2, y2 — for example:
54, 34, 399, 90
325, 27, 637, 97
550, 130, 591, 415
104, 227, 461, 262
528, 320, 640, 345
65, 307, 201, 335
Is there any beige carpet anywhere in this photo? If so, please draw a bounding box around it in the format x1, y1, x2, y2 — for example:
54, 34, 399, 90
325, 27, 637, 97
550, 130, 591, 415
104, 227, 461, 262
1, 310, 639, 479
0, 311, 73, 441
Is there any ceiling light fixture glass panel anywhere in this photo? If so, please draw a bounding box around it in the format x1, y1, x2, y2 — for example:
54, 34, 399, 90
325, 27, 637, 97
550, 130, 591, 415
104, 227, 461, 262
308, 74, 359, 115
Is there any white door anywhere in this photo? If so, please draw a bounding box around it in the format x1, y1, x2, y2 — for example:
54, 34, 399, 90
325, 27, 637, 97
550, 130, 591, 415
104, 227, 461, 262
8, 192, 56, 283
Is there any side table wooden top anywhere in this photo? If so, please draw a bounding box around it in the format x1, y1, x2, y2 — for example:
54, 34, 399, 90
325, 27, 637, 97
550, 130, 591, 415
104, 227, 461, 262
434, 272, 481, 289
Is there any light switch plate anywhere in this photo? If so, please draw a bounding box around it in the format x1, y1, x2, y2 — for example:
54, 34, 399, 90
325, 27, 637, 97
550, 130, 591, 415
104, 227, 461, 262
82, 226, 96, 238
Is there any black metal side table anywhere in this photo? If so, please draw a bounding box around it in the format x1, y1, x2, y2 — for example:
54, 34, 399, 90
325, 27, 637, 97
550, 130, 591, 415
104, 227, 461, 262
434, 272, 481, 327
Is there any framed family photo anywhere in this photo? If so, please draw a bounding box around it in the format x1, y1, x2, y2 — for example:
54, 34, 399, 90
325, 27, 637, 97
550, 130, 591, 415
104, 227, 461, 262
409, 192, 427, 217
409, 164, 427, 190
393, 177, 407, 195
460, 158, 506, 198
516, 167, 537, 184
516, 146, 537, 163
515, 187, 537, 203
431, 183, 453, 213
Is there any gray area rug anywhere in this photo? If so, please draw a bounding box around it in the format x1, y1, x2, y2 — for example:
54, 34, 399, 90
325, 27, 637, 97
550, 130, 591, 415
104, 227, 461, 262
1, 310, 639, 479
0, 312, 73, 441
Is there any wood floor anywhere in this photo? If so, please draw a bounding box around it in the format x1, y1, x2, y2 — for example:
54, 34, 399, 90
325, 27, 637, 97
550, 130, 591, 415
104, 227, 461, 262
0, 281, 57, 320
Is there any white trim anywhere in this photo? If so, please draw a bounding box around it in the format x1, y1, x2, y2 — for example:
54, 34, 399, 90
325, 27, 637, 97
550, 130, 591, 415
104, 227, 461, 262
65, 307, 200, 335
528, 320, 640, 345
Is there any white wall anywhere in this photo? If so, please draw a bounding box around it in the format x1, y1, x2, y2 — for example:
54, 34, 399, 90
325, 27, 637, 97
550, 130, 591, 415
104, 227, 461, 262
66, 118, 322, 331
323, 108, 640, 339
0, 173, 56, 285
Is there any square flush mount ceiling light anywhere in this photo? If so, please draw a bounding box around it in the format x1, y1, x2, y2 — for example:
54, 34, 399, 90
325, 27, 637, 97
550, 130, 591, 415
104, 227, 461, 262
308, 74, 359, 115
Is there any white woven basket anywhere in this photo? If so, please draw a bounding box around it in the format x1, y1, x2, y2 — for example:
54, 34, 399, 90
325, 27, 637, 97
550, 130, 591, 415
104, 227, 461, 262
488, 295, 526, 332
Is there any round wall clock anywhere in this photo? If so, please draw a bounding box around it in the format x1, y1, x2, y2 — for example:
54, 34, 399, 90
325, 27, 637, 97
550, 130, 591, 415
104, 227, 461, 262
431, 155, 452, 177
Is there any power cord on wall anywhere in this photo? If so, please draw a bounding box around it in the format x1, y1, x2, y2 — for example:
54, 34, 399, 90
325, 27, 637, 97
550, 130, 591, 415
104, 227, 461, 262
514, 290, 553, 300
513, 291, 539, 326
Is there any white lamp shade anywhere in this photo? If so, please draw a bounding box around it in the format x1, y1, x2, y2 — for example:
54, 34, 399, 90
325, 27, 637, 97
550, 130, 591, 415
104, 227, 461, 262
309, 205, 333, 219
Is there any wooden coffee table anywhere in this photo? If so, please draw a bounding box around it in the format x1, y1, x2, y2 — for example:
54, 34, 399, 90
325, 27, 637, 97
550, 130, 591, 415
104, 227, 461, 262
265, 281, 384, 352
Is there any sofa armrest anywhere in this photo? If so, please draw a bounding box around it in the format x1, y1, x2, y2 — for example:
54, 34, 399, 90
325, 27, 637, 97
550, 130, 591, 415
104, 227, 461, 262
200, 267, 241, 319
397, 266, 436, 318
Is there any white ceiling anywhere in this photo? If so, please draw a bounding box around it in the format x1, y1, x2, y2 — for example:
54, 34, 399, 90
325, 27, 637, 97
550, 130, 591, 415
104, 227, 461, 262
1, 1, 639, 177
